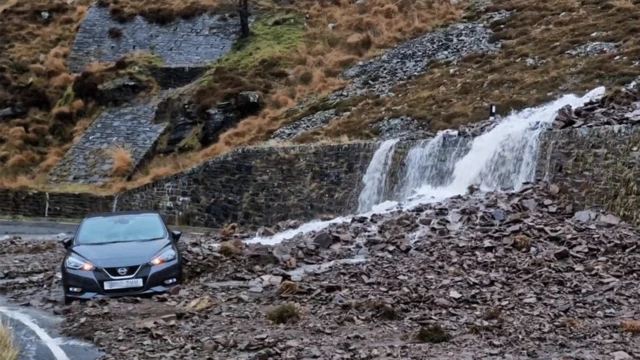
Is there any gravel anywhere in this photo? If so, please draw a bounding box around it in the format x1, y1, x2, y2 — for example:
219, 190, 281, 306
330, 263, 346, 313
2, 182, 640, 359
553, 80, 640, 129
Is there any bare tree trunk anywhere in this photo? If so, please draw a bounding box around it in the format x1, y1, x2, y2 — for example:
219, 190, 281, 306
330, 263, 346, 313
238, 0, 250, 38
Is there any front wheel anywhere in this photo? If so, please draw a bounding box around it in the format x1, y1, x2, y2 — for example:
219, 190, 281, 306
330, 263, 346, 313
63, 294, 75, 305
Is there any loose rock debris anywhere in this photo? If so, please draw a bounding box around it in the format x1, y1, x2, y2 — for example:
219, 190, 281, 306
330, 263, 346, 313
2, 182, 640, 359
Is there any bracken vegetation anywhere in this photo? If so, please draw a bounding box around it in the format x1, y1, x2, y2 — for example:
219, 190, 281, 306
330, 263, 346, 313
298, 0, 640, 140
0, 0, 463, 192
0, 0, 163, 190
0, 321, 19, 360
266, 303, 300, 324
3, 0, 640, 192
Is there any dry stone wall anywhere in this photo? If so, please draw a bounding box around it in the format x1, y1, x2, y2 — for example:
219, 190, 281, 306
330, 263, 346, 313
47, 103, 168, 184
536, 124, 640, 225
0, 190, 114, 219
67, 5, 238, 74
116, 143, 380, 228
5, 125, 640, 227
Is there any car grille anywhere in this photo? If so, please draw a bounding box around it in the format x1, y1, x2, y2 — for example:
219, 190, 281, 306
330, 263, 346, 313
103, 265, 140, 277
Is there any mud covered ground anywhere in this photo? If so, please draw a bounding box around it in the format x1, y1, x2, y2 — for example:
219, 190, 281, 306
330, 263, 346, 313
1, 182, 640, 359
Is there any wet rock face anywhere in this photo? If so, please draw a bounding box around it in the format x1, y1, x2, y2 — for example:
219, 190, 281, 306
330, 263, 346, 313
5, 182, 640, 359
199, 106, 240, 147
158, 91, 262, 153
271, 22, 500, 142
0, 104, 26, 122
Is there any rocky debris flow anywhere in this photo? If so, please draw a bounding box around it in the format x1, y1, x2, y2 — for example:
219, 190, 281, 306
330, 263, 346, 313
270, 109, 336, 141
336, 23, 499, 100
565, 42, 617, 57
0, 237, 66, 310
271, 22, 499, 142
371, 116, 434, 141
553, 82, 640, 129
4, 182, 640, 359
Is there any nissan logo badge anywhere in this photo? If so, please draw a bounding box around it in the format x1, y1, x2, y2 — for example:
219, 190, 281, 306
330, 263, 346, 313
117, 268, 128, 276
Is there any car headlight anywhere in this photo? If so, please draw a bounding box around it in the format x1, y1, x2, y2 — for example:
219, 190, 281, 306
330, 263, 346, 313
149, 248, 177, 266
65, 254, 95, 271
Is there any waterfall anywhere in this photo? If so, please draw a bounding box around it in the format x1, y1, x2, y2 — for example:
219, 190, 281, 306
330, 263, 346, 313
398, 130, 471, 201
357, 139, 399, 213
404, 86, 605, 206
249, 86, 606, 245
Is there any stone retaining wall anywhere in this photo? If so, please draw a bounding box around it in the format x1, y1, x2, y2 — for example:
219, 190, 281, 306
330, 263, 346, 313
48, 104, 168, 185
68, 5, 238, 73
536, 124, 640, 225
0, 190, 114, 219
5, 125, 640, 228
116, 142, 380, 228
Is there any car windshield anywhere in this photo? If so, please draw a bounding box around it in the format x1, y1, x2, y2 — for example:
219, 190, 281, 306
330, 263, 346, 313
75, 214, 167, 244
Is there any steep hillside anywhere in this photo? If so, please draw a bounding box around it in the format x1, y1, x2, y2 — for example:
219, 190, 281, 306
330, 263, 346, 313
0, 0, 463, 191
2, 0, 640, 192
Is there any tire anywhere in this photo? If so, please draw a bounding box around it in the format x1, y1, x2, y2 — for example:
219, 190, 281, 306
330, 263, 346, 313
64, 295, 74, 305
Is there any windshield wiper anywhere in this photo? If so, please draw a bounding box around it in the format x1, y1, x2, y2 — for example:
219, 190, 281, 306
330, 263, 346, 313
79, 236, 165, 245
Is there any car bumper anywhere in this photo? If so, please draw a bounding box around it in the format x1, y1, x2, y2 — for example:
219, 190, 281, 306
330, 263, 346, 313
62, 260, 182, 300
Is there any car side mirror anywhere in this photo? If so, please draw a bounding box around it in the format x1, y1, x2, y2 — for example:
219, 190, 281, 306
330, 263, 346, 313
172, 230, 182, 241
61, 237, 73, 249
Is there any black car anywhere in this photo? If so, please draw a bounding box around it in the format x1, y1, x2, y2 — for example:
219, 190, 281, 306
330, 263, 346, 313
60, 211, 183, 304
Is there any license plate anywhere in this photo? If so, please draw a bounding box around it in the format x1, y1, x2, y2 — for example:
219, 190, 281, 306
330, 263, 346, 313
104, 278, 143, 290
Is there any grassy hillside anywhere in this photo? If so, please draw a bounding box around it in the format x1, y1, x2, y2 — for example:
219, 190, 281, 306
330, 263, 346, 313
2, 0, 639, 193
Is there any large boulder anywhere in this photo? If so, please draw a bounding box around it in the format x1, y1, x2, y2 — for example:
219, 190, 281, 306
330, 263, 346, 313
199, 102, 240, 146
235, 91, 263, 117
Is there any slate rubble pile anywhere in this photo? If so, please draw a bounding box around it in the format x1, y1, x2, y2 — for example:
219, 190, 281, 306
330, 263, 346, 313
553, 81, 640, 129
3, 182, 640, 359
565, 42, 617, 57
270, 22, 499, 142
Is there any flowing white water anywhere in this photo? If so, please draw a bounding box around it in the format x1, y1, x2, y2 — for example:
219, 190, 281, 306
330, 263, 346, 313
405, 86, 605, 206
357, 139, 399, 213
399, 130, 470, 201
249, 87, 606, 245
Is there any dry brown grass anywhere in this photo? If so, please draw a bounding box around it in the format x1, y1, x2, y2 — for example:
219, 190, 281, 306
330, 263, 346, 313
621, 320, 640, 334
298, 0, 640, 140
96, 0, 220, 24
266, 303, 300, 324
0, 321, 19, 360
13, 0, 638, 194
0, 0, 164, 184
191, 0, 464, 162
0, 0, 462, 191
106, 145, 133, 177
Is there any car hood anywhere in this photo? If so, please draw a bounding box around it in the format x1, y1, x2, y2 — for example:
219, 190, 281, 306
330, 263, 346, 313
71, 238, 172, 267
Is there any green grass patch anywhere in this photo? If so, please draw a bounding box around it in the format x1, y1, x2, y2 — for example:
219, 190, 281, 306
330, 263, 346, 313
177, 124, 204, 151
216, 14, 305, 71
55, 85, 75, 107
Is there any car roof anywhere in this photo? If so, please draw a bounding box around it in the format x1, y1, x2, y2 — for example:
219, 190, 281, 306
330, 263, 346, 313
83, 210, 161, 219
